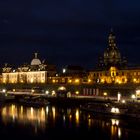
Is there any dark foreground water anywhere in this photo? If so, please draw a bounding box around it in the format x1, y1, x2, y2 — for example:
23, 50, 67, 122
0, 103, 140, 140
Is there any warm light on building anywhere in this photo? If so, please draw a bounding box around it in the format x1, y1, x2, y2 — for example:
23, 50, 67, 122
88, 79, 91, 83
133, 78, 136, 83
101, 79, 105, 83
68, 79, 72, 83
2, 53, 56, 84
58, 86, 66, 91
75, 79, 80, 83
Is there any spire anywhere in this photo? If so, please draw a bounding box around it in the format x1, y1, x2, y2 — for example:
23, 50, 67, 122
108, 28, 116, 49
110, 28, 113, 34
34, 53, 38, 59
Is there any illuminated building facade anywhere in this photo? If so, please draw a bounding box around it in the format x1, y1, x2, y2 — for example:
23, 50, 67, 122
2, 53, 56, 84
47, 65, 90, 85
89, 30, 140, 84
1, 30, 140, 85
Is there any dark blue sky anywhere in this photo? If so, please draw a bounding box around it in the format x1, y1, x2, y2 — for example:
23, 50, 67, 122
0, 0, 140, 69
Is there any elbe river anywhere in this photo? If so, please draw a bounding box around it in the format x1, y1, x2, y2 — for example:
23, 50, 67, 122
0, 103, 140, 140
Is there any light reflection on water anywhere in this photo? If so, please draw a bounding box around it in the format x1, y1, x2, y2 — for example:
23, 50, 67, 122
0, 103, 138, 139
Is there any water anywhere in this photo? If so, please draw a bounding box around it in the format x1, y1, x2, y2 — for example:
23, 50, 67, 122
0, 103, 140, 140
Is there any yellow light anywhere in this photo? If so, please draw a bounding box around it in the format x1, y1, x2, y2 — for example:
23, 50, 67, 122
52, 80, 56, 83
101, 79, 104, 83
103, 92, 107, 96
111, 119, 119, 126
131, 94, 136, 99
88, 79, 91, 83
31, 89, 35, 93
121, 100, 126, 103
119, 81, 122, 84
68, 80, 72, 83
75, 91, 79, 95
31, 78, 33, 83
13, 89, 16, 92
58, 86, 66, 91
133, 78, 136, 82
52, 107, 56, 121
75, 79, 80, 83
75, 109, 79, 126
45, 90, 49, 95
52, 90, 56, 96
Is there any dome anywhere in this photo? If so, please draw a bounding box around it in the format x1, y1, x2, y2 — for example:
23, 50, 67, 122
31, 53, 41, 66
104, 47, 121, 62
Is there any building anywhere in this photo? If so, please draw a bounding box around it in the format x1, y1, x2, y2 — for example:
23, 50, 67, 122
2, 53, 56, 84
89, 29, 140, 84
47, 65, 89, 85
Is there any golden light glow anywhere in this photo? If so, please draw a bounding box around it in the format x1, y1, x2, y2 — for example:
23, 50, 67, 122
75, 91, 79, 95
103, 92, 107, 96
1, 104, 46, 129
31, 78, 34, 83
13, 89, 16, 92
31, 89, 35, 93
75, 79, 80, 83
111, 119, 119, 126
121, 100, 126, 103
131, 94, 136, 99
118, 128, 122, 138
58, 86, 66, 91
133, 78, 136, 82
68, 79, 72, 83
75, 109, 79, 126
101, 79, 105, 83
52, 79, 56, 83
88, 79, 91, 83
52, 107, 56, 121
45, 90, 49, 95
52, 90, 56, 96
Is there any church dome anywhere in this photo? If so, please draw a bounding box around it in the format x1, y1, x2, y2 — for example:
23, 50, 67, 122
104, 47, 121, 59
31, 53, 41, 66
98, 29, 127, 69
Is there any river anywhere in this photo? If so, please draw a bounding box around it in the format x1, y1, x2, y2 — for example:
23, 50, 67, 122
0, 103, 139, 140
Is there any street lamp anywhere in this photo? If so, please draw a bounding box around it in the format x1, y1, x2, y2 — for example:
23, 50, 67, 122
131, 94, 136, 102
103, 92, 107, 99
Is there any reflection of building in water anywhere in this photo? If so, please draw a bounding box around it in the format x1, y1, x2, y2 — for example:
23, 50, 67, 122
1, 104, 46, 132
75, 109, 80, 127
111, 119, 122, 139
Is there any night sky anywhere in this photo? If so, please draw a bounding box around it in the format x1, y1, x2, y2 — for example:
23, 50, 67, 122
0, 0, 140, 70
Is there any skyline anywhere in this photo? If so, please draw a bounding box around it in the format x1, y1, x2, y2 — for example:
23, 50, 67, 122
0, 0, 140, 69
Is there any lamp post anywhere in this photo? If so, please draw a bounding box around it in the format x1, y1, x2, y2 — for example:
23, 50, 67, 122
131, 94, 136, 102
103, 92, 107, 99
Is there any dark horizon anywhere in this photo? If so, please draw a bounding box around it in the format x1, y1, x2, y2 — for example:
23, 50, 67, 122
0, 0, 140, 70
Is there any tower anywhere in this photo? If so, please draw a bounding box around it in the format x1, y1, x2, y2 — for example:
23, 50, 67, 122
98, 29, 127, 69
